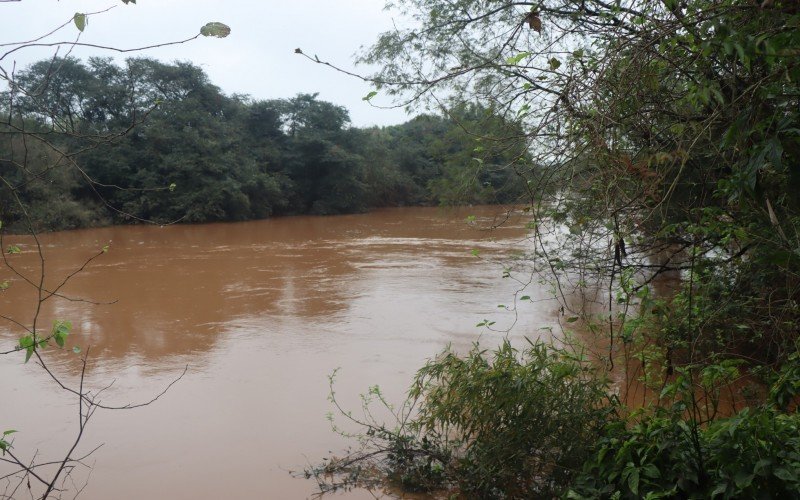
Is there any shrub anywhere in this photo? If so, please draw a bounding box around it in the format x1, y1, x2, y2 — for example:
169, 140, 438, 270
312, 340, 616, 498
568, 406, 800, 499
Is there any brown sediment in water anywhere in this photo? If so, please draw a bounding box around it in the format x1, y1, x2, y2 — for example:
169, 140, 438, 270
0, 206, 563, 499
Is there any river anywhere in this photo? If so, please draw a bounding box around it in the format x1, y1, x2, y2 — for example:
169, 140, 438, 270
0, 206, 563, 499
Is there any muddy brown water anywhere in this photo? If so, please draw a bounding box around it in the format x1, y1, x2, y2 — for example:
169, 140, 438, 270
0, 206, 567, 499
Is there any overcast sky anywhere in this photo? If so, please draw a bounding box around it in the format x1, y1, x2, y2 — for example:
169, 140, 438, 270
1, 0, 412, 127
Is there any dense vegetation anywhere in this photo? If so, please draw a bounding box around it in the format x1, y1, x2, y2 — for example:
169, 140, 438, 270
0, 57, 527, 231
310, 0, 800, 497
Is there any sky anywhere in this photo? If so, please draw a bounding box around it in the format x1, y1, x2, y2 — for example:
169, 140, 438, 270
0, 0, 413, 127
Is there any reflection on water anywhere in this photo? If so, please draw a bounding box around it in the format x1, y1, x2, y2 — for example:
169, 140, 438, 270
0, 206, 563, 499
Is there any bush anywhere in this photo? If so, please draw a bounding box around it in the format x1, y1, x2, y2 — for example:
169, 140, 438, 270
311, 340, 616, 498
568, 405, 800, 500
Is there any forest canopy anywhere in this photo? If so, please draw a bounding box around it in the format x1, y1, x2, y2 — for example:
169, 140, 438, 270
0, 57, 528, 231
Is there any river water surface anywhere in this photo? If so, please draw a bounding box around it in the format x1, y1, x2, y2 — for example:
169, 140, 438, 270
0, 206, 563, 499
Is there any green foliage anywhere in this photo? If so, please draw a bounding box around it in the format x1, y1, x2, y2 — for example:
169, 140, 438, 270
569, 407, 800, 499
73, 13, 87, 32
769, 348, 800, 412
315, 341, 615, 498
16, 320, 72, 363
0, 430, 17, 455
1, 58, 524, 231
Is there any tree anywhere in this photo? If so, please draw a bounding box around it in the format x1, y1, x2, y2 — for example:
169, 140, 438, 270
315, 0, 800, 385
275, 93, 369, 214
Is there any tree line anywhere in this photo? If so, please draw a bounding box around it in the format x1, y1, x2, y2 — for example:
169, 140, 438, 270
0, 57, 528, 231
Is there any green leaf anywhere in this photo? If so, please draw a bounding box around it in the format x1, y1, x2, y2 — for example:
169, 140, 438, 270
6, 245, 20, 255
505, 52, 531, 65
548, 58, 561, 70
74, 13, 87, 32
200, 22, 231, 38
53, 320, 72, 336
168, 183, 177, 192
627, 468, 640, 494
2, 430, 17, 436
24, 348, 33, 363
470, 249, 480, 257
566, 316, 579, 323
18, 335, 33, 349
754, 458, 772, 476
773, 467, 795, 481
520, 295, 531, 301
710, 482, 728, 498
362, 91, 378, 101
734, 471, 754, 489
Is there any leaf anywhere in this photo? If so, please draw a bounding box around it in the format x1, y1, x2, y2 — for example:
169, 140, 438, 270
548, 58, 561, 70
362, 91, 378, 101
773, 467, 795, 481
627, 468, 640, 494
24, 348, 33, 363
2, 430, 17, 436
470, 249, 480, 257
169, 182, 177, 192
710, 482, 728, 497
734, 471, 754, 489
74, 13, 87, 32
520, 295, 531, 301
18, 335, 33, 349
505, 52, 531, 65
566, 316, 579, 323
121, 0, 137, 4
754, 458, 772, 476
200, 22, 231, 38
525, 11, 542, 32
6, 245, 20, 254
